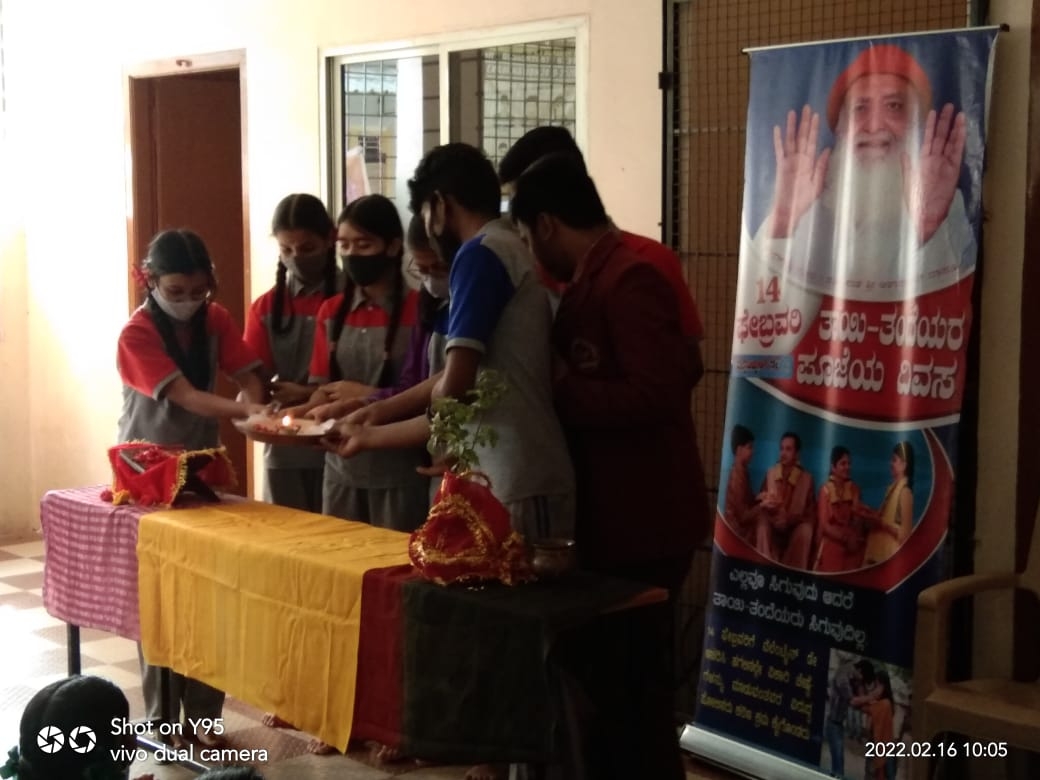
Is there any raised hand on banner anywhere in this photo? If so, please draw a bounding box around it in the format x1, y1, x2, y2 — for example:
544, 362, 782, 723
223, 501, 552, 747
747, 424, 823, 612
767, 105, 832, 238
902, 104, 966, 245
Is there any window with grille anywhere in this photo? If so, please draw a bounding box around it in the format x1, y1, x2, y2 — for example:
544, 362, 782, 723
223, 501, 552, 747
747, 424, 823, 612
324, 22, 585, 220
451, 40, 577, 169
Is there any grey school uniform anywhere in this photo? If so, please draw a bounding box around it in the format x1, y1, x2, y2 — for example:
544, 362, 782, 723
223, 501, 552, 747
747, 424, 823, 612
116, 302, 261, 723
312, 288, 430, 531
443, 219, 576, 543
250, 271, 342, 512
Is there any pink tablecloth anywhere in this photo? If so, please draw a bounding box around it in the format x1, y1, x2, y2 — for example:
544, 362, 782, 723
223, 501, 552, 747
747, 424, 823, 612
40, 486, 243, 641
41, 486, 152, 640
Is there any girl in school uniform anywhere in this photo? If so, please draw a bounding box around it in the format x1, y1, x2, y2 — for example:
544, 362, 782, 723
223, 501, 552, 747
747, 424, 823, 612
308, 213, 449, 423
308, 195, 430, 531
117, 228, 266, 745
243, 193, 343, 512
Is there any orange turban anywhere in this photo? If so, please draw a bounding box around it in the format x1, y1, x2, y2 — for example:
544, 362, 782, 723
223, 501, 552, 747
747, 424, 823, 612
826, 44, 933, 131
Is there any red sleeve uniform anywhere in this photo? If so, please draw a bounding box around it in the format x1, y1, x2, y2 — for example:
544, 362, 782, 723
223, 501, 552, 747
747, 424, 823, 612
116, 302, 260, 450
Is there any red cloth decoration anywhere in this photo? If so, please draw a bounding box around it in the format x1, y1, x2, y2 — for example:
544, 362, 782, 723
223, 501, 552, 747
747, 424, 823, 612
103, 442, 235, 507
408, 471, 532, 586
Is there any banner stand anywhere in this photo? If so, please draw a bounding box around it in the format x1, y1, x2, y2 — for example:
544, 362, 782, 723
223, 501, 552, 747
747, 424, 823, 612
683, 26, 1001, 780
681, 726, 825, 780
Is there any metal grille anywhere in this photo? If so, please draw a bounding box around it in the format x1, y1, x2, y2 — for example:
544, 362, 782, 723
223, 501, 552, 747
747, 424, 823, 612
483, 40, 576, 166
450, 40, 577, 168
342, 60, 398, 200
667, 0, 975, 718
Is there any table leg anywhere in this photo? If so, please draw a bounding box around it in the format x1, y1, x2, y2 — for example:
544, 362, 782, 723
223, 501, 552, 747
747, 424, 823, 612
160, 666, 174, 723
66, 624, 81, 675
134, 730, 213, 775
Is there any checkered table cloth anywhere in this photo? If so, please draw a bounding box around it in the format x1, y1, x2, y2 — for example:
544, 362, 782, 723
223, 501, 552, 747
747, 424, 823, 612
41, 486, 151, 640
40, 486, 244, 641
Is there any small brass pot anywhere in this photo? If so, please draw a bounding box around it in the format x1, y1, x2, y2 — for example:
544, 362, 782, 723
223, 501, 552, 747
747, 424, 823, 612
530, 538, 577, 580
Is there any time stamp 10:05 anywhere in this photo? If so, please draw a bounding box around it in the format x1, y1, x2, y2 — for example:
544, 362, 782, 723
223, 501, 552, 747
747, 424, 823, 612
865, 742, 1008, 759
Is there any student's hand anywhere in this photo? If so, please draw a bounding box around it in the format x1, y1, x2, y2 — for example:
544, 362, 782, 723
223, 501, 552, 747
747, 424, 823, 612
417, 454, 456, 477
240, 402, 270, 418
270, 381, 314, 406
322, 380, 373, 402
322, 420, 371, 458
345, 402, 386, 427
309, 398, 368, 422
278, 403, 309, 419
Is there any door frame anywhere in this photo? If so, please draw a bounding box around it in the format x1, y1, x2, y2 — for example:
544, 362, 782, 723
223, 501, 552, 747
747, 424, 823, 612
122, 49, 253, 494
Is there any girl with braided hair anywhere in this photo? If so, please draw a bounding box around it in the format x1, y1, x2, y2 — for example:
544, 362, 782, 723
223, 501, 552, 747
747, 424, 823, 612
117, 228, 265, 742
243, 193, 344, 511
304, 195, 430, 531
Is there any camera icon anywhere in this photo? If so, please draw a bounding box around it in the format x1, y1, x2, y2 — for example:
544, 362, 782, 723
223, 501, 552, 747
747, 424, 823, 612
35, 725, 97, 755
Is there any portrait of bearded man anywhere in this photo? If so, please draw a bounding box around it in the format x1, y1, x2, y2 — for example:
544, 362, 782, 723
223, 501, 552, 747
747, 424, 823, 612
750, 44, 977, 300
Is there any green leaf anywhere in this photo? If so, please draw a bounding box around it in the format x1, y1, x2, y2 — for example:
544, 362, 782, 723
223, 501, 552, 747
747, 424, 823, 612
426, 369, 509, 473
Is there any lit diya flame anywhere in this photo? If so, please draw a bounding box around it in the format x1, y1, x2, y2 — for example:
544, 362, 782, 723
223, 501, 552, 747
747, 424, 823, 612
281, 414, 294, 428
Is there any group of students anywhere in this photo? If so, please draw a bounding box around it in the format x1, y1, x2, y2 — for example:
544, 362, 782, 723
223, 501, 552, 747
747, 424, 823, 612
113, 126, 711, 779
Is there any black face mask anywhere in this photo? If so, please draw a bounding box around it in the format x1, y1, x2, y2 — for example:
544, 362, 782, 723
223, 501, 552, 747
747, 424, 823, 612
430, 229, 463, 269
344, 253, 397, 287
283, 250, 328, 285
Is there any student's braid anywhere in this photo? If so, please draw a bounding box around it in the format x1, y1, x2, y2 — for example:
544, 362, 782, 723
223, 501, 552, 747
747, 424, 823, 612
187, 302, 212, 389
145, 230, 213, 390
182, 231, 213, 389
330, 194, 405, 385
270, 260, 293, 335
376, 266, 406, 388
322, 246, 339, 298
327, 276, 356, 382
269, 193, 337, 336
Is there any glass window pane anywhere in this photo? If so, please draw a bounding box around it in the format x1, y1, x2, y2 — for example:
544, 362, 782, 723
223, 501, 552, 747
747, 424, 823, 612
337, 57, 430, 216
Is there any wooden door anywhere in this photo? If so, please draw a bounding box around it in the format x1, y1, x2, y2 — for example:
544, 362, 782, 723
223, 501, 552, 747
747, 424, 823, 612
127, 56, 251, 495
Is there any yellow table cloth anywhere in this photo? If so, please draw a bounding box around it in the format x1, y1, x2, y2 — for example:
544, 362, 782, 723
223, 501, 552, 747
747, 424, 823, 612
136, 500, 410, 750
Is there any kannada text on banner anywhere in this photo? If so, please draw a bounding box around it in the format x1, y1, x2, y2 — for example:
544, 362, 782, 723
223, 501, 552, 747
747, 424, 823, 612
684, 29, 999, 780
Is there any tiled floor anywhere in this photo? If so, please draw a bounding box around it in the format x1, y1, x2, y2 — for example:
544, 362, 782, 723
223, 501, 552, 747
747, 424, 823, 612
0, 537, 739, 779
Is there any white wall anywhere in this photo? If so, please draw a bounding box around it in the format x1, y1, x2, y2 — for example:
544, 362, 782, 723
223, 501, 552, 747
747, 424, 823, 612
0, 0, 662, 538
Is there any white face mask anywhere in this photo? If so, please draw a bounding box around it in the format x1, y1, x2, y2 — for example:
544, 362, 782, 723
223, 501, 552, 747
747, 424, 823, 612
152, 288, 205, 322
422, 275, 451, 300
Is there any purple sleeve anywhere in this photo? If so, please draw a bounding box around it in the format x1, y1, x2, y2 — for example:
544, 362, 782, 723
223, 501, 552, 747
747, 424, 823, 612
368, 325, 431, 401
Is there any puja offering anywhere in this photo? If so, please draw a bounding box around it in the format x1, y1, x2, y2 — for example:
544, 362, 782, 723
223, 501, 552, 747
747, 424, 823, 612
232, 412, 336, 446
103, 442, 234, 507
